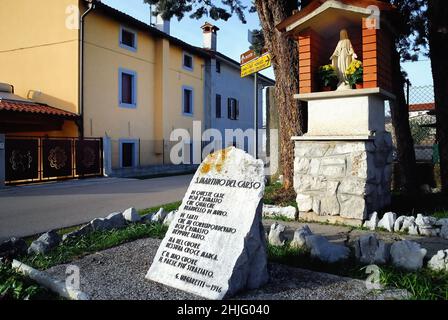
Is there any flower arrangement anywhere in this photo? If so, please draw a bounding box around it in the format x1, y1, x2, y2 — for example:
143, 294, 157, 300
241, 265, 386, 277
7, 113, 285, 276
318, 64, 338, 90
346, 59, 363, 88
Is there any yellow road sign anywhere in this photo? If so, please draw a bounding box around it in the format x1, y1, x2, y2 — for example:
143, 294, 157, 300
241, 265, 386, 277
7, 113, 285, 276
241, 53, 271, 78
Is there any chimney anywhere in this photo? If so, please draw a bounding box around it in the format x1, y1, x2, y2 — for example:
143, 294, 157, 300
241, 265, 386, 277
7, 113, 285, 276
156, 14, 170, 34
201, 22, 219, 51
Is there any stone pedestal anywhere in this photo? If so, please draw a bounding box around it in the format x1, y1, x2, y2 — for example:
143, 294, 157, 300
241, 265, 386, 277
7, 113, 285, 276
293, 88, 394, 226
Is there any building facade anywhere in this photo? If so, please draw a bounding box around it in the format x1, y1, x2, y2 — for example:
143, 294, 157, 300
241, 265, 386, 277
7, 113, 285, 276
0, 0, 274, 183
201, 23, 275, 157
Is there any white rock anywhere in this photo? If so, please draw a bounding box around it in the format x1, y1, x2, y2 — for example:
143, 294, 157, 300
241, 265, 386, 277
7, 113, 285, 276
390, 240, 427, 271
363, 212, 379, 231
354, 234, 390, 265
418, 227, 440, 237
163, 210, 177, 226
427, 250, 448, 272
436, 218, 448, 226
290, 225, 313, 248
415, 214, 438, 237
440, 225, 448, 240
263, 205, 297, 220
408, 223, 420, 236
90, 218, 112, 231
394, 216, 406, 233
105, 212, 127, 229
377, 212, 396, 232
146, 147, 268, 299
415, 214, 437, 228
62, 224, 93, 241
400, 216, 416, 233
305, 235, 350, 263
151, 208, 168, 223
268, 222, 286, 246
122, 207, 141, 223
28, 231, 61, 255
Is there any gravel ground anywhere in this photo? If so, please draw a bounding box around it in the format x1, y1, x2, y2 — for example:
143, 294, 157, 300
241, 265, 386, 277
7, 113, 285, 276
45, 238, 407, 300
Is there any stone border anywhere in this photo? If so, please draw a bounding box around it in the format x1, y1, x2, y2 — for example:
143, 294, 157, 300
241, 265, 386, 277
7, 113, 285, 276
267, 222, 448, 272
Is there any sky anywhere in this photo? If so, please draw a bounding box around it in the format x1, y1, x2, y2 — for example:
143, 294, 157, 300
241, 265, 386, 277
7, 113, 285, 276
103, 0, 433, 87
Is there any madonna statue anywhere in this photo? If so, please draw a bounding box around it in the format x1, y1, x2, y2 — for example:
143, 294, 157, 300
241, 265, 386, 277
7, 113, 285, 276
330, 29, 357, 90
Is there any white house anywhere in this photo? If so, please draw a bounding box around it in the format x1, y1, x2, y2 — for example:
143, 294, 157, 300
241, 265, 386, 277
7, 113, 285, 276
200, 23, 275, 157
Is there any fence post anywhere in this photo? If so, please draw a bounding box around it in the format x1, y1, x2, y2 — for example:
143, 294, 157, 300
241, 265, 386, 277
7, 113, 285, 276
406, 79, 410, 107
0, 134, 5, 188
102, 136, 112, 177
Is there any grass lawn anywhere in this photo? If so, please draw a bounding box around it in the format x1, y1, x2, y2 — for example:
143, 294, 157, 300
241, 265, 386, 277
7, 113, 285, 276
268, 243, 448, 300
21, 223, 167, 270
13, 198, 448, 300
139, 201, 182, 216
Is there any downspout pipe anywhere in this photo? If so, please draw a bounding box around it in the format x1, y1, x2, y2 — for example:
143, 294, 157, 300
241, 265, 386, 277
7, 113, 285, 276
78, 0, 96, 139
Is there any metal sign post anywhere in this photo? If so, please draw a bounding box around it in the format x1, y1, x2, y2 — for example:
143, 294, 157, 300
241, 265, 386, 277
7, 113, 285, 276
240, 49, 271, 159
254, 72, 258, 159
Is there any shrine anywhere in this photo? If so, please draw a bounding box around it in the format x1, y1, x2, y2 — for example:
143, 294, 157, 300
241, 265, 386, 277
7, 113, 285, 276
277, 0, 397, 226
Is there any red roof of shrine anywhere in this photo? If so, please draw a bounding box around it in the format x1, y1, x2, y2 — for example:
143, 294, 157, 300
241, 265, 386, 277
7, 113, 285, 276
276, 0, 395, 32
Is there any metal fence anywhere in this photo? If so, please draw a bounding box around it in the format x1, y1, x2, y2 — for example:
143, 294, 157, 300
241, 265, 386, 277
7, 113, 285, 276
5, 137, 103, 185
106, 138, 268, 170
406, 83, 438, 163
390, 84, 440, 191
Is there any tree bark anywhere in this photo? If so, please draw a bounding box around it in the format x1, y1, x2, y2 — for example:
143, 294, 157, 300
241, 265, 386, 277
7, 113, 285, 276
389, 42, 418, 194
428, 0, 448, 193
254, 0, 308, 190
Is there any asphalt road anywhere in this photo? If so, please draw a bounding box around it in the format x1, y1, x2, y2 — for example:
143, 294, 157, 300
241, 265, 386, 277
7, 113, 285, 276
0, 175, 193, 241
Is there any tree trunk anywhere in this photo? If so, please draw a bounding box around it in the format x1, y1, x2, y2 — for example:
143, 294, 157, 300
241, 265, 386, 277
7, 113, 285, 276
389, 42, 418, 194
428, 0, 448, 193
254, 0, 307, 190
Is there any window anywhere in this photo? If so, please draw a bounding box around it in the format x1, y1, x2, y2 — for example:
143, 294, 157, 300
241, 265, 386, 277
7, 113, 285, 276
182, 86, 194, 115
215, 94, 222, 118
119, 26, 137, 52
119, 69, 137, 108
183, 52, 193, 71
216, 61, 221, 73
227, 98, 239, 120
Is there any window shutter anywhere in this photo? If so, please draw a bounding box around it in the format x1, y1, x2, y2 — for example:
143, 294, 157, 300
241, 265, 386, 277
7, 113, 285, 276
235, 100, 239, 120
216, 94, 221, 118
121, 73, 132, 104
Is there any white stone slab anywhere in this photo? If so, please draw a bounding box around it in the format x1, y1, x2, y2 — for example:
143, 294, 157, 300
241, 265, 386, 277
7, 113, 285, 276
145, 147, 268, 299
292, 135, 374, 141
303, 94, 386, 137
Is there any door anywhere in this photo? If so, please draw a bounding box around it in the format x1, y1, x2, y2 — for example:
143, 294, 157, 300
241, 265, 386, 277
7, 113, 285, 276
121, 142, 134, 167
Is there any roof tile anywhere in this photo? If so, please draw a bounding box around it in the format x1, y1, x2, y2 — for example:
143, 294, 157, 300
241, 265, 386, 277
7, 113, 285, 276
0, 100, 79, 118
